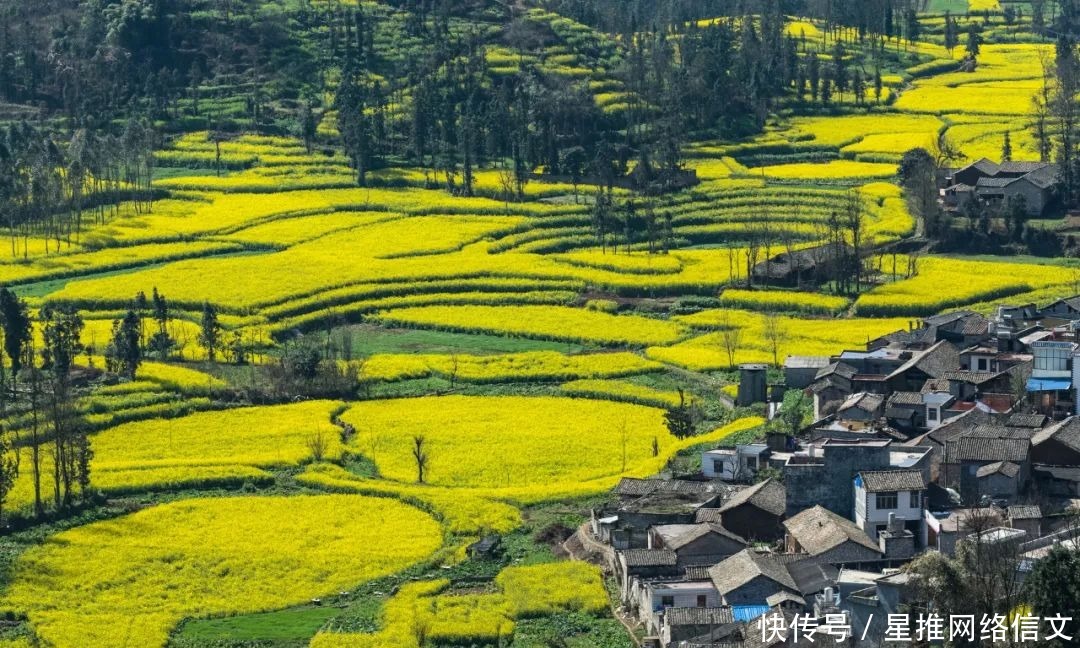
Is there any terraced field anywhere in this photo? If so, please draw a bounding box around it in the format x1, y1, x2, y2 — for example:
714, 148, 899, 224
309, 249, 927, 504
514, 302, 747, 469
0, 2, 1065, 647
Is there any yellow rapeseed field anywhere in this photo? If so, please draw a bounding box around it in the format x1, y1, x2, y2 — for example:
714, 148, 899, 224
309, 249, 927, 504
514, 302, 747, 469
339, 395, 671, 489
358, 350, 663, 382
370, 305, 688, 346
2, 495, 443, 648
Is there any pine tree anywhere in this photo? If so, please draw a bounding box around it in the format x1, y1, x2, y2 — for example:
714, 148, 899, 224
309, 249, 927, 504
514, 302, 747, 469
1002, 131, 1013, 161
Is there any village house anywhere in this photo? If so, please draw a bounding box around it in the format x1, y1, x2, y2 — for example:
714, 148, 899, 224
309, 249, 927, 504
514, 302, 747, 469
1031, 416, 1080, 465
701, 444, 771, 481
853, 470, 928, 546
706, 478, 787, 542
648, 523, 748, 566
783, 506, 883, 566
707, 549, 803, 608
945, 436, 1032, 503
784, 356, 832, 389
751, 241, 852, 287
943, 159, 1060, 217
593, 478, 740, 549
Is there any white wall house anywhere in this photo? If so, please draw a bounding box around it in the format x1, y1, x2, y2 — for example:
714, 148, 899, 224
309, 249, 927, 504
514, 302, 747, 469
701, 445, 768, 481
922, 391, 955, 430
630, 578, 721, 635
854, 470, 928, 547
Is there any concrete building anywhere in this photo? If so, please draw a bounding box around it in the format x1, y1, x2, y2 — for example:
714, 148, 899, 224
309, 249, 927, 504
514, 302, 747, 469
853, 470, 927, 546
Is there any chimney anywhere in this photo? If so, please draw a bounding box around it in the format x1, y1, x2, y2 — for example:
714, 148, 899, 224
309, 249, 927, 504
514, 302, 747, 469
888, 512, 903, 533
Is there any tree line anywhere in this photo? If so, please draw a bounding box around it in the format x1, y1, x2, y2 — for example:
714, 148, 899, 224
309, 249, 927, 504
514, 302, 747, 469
0, 119, 156, 259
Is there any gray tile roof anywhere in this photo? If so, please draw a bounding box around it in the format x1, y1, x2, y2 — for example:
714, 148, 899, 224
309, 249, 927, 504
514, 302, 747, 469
615, 477, 723, 497
1006, 413, 1048, 429
839, 392, 884, 413
1007, 504, 1042, 520
1034, 465, 1080, 481
888, 391, 923, 406
1032, 417, 1080, 453
941, 370, 999, 385
708, 549, 797, 595
695, 508, 724, 524
858, 470, 927, 492
889, 341, 960, 380
667, 523, 748, 550
785, 559, 839, 596
977, 176, 1012, 188
999, 161, 1050, 175
620, 548, 678, 567
976, 461, 1020, 479
816, 362, 857, 381
1019, 164, 1060, 189
783, 505, 880, 555
665, 607, 736, 626
950, 436, 1031, 463
684, 565, 714, 581
921, 378, 952, 393
717, 478, 786, 517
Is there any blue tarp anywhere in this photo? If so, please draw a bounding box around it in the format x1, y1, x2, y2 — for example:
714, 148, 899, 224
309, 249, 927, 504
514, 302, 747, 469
733, 605, 772, 622
1027, 377, 1072, 392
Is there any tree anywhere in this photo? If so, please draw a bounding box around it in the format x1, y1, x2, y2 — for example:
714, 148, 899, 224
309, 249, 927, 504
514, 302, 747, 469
762, 313, 784, 367
0, 427, 18, 526
106, 310, 142, 379
966, 23, 982, 61
898, 148, 940, 236
0, 287, 30, 390
199, 302, 222, 362
40, 304, 86, 508
149, 287, 174, 360
1024, 545, 1080, 646
1002, 130, 1013, 161
664, 389, 695, 439
411, 435, 430, 483
775, 389, 812, 438
718, 312, 742, 368
944, 12, 958, 55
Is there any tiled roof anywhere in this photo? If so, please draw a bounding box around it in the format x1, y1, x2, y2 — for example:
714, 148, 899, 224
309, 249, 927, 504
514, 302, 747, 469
1007, 504, 1042, 520
858, 470, 927, 492
684, 565, 713, 581
999, 161, 1050, 175
921, 378, 951, 393
941, 370, 999, 385
888, 392, 923, 406
1021, 164, 1060, 189
620, 548, 678, 567
665, 607, 736, 626
924, 311, 976, 327
950, 437, 1030, 463
968, 424, 1032, 439
816, 362, 857, 381
615, 477, 725, 497
717, 478, 786, 517
976, 461, 1020, 479
839, 392, 884, 413
977, 176, 1012, 188
695, 508, 723, 524
1006, 413, 1048, 429
1032, 417, 1080, 453
708, 549, 797, 595
783, 505, 880, 556
785, 560, 839, 596
667, 523, 748, 550
889, 341, 960, 380
1034, 465, 1080, 481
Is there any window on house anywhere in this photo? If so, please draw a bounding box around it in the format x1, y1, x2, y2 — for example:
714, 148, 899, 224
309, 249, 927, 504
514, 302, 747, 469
661, 596, 675, 608
747, 456, 759, 470
697, 595, 708, 608
977, 358, 988, 371
713, 459, 724, 473
876, 491, 898, 509
910, 490, 921, 508
928, 408, 939, 422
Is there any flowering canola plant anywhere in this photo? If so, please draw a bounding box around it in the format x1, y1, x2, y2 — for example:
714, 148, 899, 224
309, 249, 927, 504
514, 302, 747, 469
1, 495, 443, 648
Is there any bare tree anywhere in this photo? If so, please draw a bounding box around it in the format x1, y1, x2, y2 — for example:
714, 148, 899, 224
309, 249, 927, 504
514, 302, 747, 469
762, 313, 784, 367
717, 313, 742, 368
412, 435, 430, 484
